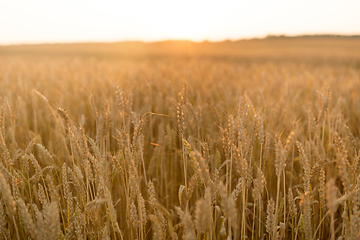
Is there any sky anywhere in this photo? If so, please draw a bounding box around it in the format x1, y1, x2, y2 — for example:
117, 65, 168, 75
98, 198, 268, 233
1, 0, 360, 45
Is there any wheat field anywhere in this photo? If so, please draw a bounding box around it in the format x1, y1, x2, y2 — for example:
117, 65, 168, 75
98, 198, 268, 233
0, 37, 360, 239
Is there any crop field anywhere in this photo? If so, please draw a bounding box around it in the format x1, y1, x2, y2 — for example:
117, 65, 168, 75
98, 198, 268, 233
0, 37, 360, 239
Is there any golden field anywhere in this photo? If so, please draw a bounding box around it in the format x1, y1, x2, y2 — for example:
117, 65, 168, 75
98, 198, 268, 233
0, 37, 360, 239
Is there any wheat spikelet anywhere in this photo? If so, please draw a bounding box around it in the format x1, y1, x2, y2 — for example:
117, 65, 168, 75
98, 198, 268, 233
333, 131, 351, 192
67, 166, 86, 201
263, 132, 271, 167
11, 173, 21, 201
317, 87, 331, 125
352, 206, 360, 238
319, 167, 326, 210
336, 151, 351, 193
355, 175, 360, 207
68, 127, 84, 160
186, 174, 197, 200
298, 213, 306, 237
21, 153, 30, 175
342, 204, 351, 238
87, 136, 101, 159
0, 199, 6, 237
72, 164, 86, 198
28, 153, 42, 174
296, 141, 311, 192
195, 198, 208, 232
34, 205, 45, 240
57, 107, 69, 125
326, 178, 338, 214
105, 101, 112, 131
82, 155, 94, 183
37, 183, 47, 205
147, 181, 157, 206
187, 102, 200, 134
222, 128, 231, 160
201, 142, 210, 165
74, 205, 85, 240
69, 125, 89, 161
125, 91, 133, 112
0, 171, 16, 216
96, 112, 106, 145
183, 139, 209, 183
210, 167, 219, 205
284, 128, 297, 152
101, 225, 110, 240
138, 193, 147, 227
182, 210, 196, 240
33, 89, 49, 103
112, 154, 124, 175
130, 201, 139, 229
288, 188, 297, 218
308, 139, 323, 164
307, 108, 316, 137
153, 209, 167, 238
43, 201, 59, 239
177, 102, 185, 136
253, 168, 265, 202
89, 94, 98, 119
62, 163, 73, 223
114, 85, 125, 112
191, 150, 210, 184
218, 182, 239, 231
231, 177, 242, 202
29, 166, 53, 184
103, 186, 120, 235
17, 199, 37, 239
254, 114, 265, 145
0, 142, 12, 168
89, 156, 105, 191
228, 114, 236, 146
266, 198, 275, 235
45, 174, 59, 202
36, 143, 55, 164
355, 151, 360, 175
236, 154, 249, 182
150, 215, 163, 240
343, 123, 357, 150
300, 192, 312, 240
195, 187, 211, 234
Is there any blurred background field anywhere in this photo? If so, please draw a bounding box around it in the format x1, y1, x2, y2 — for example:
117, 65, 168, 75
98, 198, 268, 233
1, 36, 360, 59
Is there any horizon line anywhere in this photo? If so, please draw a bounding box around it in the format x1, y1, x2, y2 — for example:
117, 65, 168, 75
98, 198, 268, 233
1, 33, 360, 47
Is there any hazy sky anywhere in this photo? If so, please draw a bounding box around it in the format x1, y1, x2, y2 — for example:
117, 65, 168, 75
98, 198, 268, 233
1, 0, 360, 44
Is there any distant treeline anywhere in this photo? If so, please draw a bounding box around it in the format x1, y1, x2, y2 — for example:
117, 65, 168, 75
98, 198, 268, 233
265, 34, 360, 39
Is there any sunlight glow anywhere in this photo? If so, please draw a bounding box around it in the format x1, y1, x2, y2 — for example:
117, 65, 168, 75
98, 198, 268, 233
0, 0, 360, 44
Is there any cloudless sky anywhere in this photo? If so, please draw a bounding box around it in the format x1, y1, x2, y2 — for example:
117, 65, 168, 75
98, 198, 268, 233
1, 0, 360, 44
